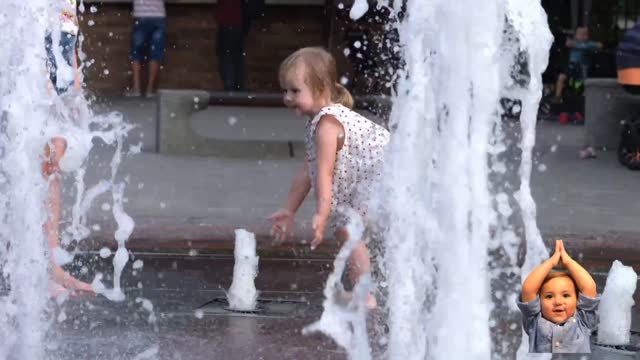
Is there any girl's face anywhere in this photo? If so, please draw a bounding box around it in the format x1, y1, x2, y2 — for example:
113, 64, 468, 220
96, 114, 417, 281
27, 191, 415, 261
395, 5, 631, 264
540, 276, 578, 324
281, 64, 329, 117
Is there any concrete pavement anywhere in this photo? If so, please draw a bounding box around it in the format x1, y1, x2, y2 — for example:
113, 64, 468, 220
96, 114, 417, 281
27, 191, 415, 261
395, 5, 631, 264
61, 96, 640, 265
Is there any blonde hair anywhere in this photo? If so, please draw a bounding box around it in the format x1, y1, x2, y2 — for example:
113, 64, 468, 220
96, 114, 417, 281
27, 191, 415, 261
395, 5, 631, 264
279, 47, 354, 109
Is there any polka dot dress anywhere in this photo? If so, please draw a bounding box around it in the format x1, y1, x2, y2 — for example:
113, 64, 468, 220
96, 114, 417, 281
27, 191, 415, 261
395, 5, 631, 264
306, 103, 390, 229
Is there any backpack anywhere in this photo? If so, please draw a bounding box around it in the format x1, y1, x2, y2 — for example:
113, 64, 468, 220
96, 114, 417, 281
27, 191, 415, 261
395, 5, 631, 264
617, 113, 640, 170
244, 0, 266, 19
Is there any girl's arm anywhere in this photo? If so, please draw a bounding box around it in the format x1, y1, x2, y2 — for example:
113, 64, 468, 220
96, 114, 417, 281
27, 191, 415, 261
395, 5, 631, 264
560, 243, 597, 298
310, 115, 343, 248
283, 161, 311, 214
73, 48, 81, 91
521, 240, 562, 302
314, 115, 342, 220
268, 162, 310, 243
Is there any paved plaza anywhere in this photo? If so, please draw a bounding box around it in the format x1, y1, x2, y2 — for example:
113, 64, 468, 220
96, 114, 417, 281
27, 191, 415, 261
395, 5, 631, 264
75, 97, 640, 256
43, 96, 640, 359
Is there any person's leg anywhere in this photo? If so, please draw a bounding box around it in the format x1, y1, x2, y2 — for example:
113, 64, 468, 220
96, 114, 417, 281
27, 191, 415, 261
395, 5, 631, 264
72, 48, 81, 91
42, 137, 93, 294
131, 61, 142, 94
335, 227, 377, 309
554, 73, 567, 99
44, 33, 59, 95
146, 18, 166, 95
237, 29, 247, 91
128, 18, 146, 95
42, 137, 65, 250
229, 27, 246, 91
217, 27, 236, 91
234, 20, 251, 91
146, 61, 160, 95
57, 32, 78, 94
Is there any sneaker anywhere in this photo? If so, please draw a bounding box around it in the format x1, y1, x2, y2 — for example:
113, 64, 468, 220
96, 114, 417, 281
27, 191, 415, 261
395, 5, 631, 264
579, 146, 597, 159
574, 112, 584, 124
145, 91, 157, 99
559, 112, 569, 124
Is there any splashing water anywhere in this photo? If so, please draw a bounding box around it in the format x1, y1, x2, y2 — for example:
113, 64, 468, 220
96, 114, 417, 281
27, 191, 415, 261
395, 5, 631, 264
349, 0, 369, 20
309, 0, 553, 359
377, 0, 552, 358
0, 0, 134, 357
597, 260, 638, 346
303, 208, 371, 360
227, 229, 259, 311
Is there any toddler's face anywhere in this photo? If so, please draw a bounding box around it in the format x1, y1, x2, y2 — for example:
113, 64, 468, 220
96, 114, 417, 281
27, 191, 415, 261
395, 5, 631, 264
575, 27, 589, 42
281, 64, 317, 117
540, 276, 577, 324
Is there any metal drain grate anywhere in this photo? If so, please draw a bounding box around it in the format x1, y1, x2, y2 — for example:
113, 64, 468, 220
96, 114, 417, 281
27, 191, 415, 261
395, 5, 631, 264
594, 343, 640, 352
591, 332, 640, 360
592, 344, 640, 360
197, 296, 320, 318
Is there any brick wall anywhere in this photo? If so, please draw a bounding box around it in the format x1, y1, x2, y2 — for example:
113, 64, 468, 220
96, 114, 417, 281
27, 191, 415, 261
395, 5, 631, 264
79, 4, 328, 95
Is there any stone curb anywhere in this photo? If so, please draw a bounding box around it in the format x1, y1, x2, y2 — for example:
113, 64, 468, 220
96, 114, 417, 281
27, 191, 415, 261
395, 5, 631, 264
74, 218, 640, 270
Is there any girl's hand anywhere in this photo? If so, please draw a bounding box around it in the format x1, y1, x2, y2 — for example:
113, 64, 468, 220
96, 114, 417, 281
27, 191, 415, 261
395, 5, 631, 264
71, 278, 95, 294
268, 208, 295, 243
310, 214, 327, 250
50, 265, 95, 298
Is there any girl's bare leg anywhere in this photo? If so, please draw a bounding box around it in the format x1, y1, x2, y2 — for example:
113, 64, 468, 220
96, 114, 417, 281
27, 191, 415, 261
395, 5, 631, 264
43, 137, 93, 294
335, 227, 377, 309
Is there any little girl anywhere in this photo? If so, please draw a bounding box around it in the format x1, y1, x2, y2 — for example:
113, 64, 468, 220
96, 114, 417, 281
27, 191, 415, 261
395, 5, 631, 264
44, 0, 94, 297
518, 240, 599, 353
268, 47, 390, 309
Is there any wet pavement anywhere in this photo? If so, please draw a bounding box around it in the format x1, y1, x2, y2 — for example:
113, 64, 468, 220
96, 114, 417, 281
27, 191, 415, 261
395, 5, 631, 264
26, 250, 636, 359
49, 289, 344, 360
4, 97, 637, 359
71, 98, 640, 252
46, 253, 364, 360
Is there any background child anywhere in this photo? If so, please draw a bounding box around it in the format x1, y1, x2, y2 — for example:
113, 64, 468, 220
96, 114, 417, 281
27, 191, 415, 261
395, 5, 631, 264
518, 240, 598, 353
126, 0, 167, 97
268, 47, 389, 309
553, 26, 603, 106
46, 0, 81, 94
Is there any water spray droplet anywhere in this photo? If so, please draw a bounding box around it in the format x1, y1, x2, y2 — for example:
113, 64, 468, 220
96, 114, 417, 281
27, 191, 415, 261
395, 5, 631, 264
132, 259, 144, 269
99, 247, 112, 258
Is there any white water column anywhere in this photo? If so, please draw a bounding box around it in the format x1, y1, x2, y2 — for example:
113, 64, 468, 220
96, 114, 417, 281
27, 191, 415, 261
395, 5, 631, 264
0, 1, 52, 359
379, 0, 552, 359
